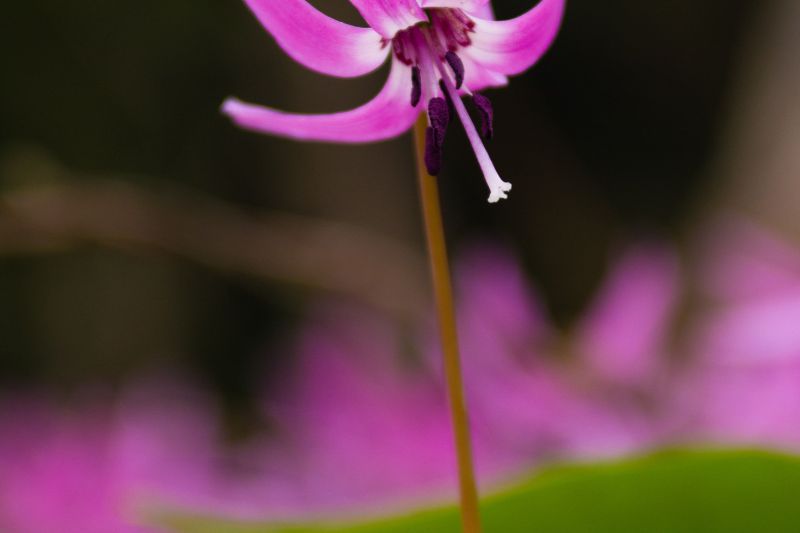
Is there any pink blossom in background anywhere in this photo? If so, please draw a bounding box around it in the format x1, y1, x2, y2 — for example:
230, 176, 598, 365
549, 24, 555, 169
222, 0, 565, 202
250, 307, 487, 517
230, 245, 672, 520
696, 217, 800, 301
575, 246, 680, 388
5, 217, 800, 527
0, 397, 147, 533
0, 380, 220, 533
671, 218, 800, 449
449, 246, 660, 463
247, 223, 800, 519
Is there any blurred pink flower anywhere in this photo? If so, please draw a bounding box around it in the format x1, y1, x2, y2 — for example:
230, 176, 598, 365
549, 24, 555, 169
222, 0, 565, 202
0, 379, 220, 533
5, 217, 800, 527
449, 246, 661, 463
671, 218, 800, 449
247, 223, 800, 519
575, 245, 680, 388
234, 244, 674, 519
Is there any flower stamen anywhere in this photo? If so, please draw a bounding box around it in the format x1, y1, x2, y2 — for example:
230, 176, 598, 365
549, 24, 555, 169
392, 8, 511, 201
423, 96, 450, 175
471, 93, 494, 140
424, 126, 443, 176
411, 66, 422, 107
428, 97, 450, 146
445, 51, 465, 90
438, 66, 511, 203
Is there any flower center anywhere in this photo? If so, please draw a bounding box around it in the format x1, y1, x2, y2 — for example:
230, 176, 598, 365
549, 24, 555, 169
391, 9, 511, 203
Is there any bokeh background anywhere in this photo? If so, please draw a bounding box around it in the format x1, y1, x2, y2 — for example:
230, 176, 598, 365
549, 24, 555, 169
1, 0, 798, 476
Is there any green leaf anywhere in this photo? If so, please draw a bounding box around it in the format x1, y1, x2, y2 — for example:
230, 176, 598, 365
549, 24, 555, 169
153, 449, 800, 533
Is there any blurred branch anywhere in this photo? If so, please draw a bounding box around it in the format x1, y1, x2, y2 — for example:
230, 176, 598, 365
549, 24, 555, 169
711, 0, 800, 239
0, 178, 427, 323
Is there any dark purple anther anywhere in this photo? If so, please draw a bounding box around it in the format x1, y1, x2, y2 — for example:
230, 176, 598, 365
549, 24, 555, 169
424, 127, 443, 176
472, 93, 494, 140
428, 97, 450, 147
439, 80, 456, 109
439, 79, 455, 115
445, 51, 465, 89
410, 66, 422, 107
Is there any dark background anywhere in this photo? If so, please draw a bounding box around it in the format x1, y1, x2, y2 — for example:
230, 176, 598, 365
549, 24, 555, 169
0, 0, 763, 420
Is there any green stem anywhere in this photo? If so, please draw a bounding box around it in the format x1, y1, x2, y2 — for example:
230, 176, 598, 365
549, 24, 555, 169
413, 115, 482, 533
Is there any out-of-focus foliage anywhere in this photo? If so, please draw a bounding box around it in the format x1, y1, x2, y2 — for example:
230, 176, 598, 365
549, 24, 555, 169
158, 450, 800, 533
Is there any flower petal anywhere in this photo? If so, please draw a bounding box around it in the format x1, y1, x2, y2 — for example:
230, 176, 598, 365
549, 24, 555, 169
461, 53, 508, 91
349, 0, 428, 39
222, 59, 421, 143
473, 2, 496, 20
418, 0, 490, 11
576, 246, 679, 387
468, 0, 566, 76
241, 0, 388, 78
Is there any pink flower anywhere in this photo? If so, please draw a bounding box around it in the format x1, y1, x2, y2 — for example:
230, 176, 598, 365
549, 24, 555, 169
575, 245, 681, 388
250, 307, 484, 517
236, 247, 665, 520
9, 218, 800, 526
449, 246, 660, 463
670, 218, 800, 450
221, 0, 565, 202
0, 379, 221, 533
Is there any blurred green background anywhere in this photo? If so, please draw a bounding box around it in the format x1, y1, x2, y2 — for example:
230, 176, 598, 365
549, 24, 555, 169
0, 0, 787, 425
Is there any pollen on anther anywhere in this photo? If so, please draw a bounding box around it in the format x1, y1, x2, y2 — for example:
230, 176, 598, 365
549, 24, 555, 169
428, 97, 450, 146
424, 127, 443, 176
472, 93, 494, 140
445, 51, 465, 90
411, 66, 422, 107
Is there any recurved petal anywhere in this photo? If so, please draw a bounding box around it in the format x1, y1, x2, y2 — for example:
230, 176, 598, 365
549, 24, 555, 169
241, 0, 388, 78
222, 59, 421, 143
468, 0, 565, 76
349, 0, 428, 39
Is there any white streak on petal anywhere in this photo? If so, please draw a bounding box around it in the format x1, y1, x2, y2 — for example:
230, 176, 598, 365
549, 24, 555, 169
222, 59, 421, 143
242, 0, 388, 78
418, 0, 490, 12
349, 0, 428, 39
469, 0, 566, 76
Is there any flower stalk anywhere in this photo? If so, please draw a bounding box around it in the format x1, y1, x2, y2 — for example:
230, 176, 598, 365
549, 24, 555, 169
413, 114, 481, 533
